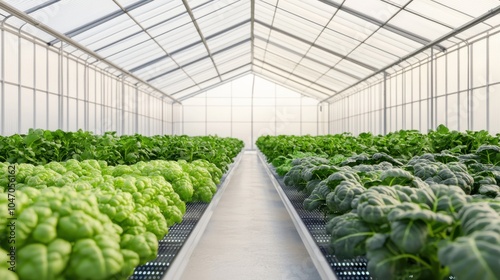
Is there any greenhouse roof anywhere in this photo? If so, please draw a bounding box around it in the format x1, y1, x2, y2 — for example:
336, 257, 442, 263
1, 0, 500, 101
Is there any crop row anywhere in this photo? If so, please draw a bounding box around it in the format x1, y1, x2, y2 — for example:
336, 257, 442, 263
0, 129, 244, 171
257, 124, 500, 164
257, 128, 500, 280
0, 132, 244, 280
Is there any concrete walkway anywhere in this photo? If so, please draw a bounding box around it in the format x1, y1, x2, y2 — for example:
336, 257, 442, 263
179, 152, 321, 280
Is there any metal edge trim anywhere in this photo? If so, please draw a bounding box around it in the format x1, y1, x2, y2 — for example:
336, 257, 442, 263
257, 150, 338, 280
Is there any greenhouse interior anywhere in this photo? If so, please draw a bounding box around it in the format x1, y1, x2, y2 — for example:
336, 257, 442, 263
1, 0, 500, 279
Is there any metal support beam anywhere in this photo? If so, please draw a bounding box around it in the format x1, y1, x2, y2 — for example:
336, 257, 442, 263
254, 34, 362, 80
255, 20, 378, 72
128, 19, 250, 73
254, 59, 332, 96
320, 5, 500, 103
251, 0, 255, 71
147, 38, 251, 83
0, 1, 181, 104
182, 0, 222, 81
25, 0, 61, 14
318, 0, 446, 52
48, 0, 153, 45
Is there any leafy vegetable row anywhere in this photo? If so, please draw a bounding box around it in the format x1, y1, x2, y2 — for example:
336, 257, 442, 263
258, 129, 500, 280
0, 156, 233, 280
0, 129, 244, 171
256, 125, 500, 164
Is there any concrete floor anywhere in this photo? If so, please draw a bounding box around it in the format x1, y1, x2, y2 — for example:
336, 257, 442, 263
179, 152, 321, 280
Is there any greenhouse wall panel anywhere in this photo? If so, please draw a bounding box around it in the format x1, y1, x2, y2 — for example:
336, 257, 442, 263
328, 28, 500, 136
0, 26, 175, 136
180, 75, 323, 149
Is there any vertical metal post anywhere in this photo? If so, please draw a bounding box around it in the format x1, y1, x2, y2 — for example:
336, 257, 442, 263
57, 45, 62, 130
457, 47, 461, 131
395, 73, 398, 130
160, 100, 163, 135
327, 102, 331, 134
402, 71, 406, 130
45, 48, 49, 130
386, 77, 394, 133
251, 74, 255, 149
368, 86, 372, 132
181, 103, 184, 135
76, 58, 79, 130
134, 87, 138, 134
121, 76, 125, 135
316, 102, 320, 136
445, 53, 448, 127
33, 42, 36, 129
0, 25, 5, 135
300, 95, 303, 135
230, 80, 233, 137
116, 80, 120, 134
204, 90, 207, 136
430, 47, 434, 130
435, 56, 438, 128
411, 67, 414, 129
94, 68, 97, 133
84, 61, 89, 132
66, 54, 70, 131
0, 25, 4, 135
470, 44, 473, 130
147, 92, 150, 136
486, 35, 490, 131
17, 32, 21, 133
383, 72, 387, 135
419, 64, 422, 132
101, 72, 105, 133
274, 83, 277, 135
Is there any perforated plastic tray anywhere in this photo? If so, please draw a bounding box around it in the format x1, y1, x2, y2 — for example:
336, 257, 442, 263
128, 201, 209, 280
269, 168, 371, 280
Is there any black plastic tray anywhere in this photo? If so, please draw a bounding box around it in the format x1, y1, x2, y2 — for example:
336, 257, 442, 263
129, 201, 210, 280
268, 167, 371, 280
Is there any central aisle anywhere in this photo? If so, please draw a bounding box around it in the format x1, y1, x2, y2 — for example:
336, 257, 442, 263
179, 152, 322, 280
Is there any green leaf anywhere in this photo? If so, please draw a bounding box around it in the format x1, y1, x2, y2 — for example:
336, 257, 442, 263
389, 220, 428, 254
329, 213, 374, 259
439, 230, 500, 280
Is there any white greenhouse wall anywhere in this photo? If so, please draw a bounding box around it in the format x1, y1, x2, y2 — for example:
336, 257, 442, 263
0, 25, 175, 136
182, 75, 328, 149
329, 26, 500, 136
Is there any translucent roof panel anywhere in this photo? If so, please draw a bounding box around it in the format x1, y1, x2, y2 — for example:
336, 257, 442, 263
134, 57, 179, 81
28, 0, 120, 34
1, 0, 499, 101
128, 1, 186, 28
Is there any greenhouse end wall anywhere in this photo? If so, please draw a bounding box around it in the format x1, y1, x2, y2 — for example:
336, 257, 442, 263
181, 74, 329, 149
0, 23, 176, 136
329, 26, 500, 136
